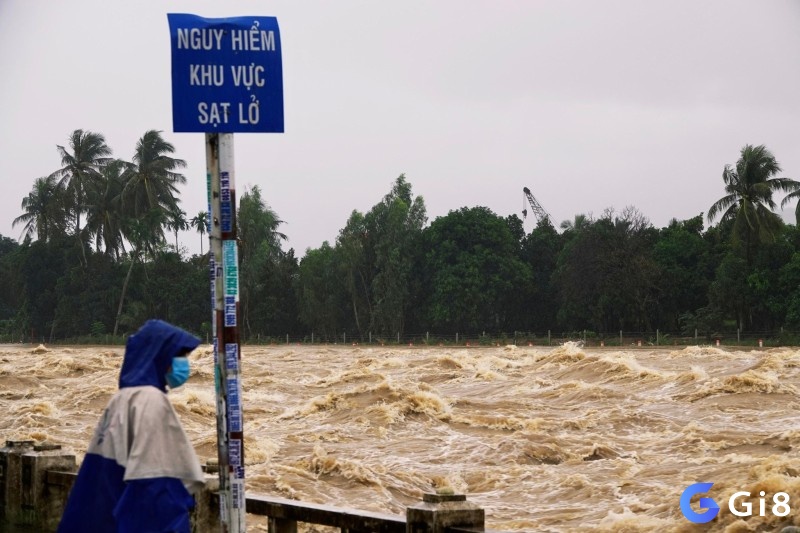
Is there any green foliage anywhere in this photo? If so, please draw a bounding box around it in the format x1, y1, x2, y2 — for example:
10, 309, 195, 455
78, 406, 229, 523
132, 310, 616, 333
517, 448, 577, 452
365, 175, 426, 336
84, 159, 127, 258
421, 206, 531, 332
322, 175, 427, 339
190, 211, 209, 255
7, 134, 800, 342
708, 144, 792, 263
679, 307, 722, 337
653, 215, 714, 330
90, 321, 106, 336
297, 242, 347, 338
0, 237, 23, 322
12, 175, 68, 242
520, 217, 560, 330
49, 129, 113, 239
121, 130, 186, 219
236, 185, 296, 339
779, 252, 800, 329
554, 207, 659, 333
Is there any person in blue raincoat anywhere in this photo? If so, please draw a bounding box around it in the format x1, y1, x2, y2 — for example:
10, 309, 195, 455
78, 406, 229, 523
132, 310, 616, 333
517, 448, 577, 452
58, 319, 206, 533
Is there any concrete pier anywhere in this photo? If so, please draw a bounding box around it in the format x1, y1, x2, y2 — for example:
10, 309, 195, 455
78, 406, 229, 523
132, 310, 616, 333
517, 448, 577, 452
407, 493, 485, 533
0, 440, 77, 531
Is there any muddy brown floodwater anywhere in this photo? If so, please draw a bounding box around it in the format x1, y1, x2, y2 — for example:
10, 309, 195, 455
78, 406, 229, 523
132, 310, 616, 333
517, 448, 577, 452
3, 342, 800, 532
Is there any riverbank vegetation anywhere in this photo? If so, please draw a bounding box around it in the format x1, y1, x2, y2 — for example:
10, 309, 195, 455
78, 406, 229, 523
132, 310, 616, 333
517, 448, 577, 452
2, 132, 799, 344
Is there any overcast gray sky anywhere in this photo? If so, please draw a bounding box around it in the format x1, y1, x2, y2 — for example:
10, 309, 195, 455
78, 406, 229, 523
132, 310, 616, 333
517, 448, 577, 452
1, 0, 799, 257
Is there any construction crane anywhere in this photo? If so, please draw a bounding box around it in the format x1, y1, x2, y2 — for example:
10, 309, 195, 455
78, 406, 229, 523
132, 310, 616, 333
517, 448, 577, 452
522, 187, 551, 224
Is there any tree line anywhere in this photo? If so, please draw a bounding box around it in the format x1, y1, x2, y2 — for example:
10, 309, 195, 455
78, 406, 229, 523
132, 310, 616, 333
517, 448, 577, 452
2, 132, 800, 343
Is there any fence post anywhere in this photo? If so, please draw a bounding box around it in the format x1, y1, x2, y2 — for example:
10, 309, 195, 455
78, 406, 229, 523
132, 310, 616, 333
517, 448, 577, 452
426, 331, 429, 344
311, 332, 314, 344
456, 333, 459, 344
656, 329, 659, 346
406, 493, 484, 533
269, 517, 298, 533
737, 328, 740, 345
620, 330, 622, 346
398, 332, 400, 344
548, 330, 551, 346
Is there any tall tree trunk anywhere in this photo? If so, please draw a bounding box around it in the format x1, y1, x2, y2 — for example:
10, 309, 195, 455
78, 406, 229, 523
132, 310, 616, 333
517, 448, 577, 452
358, 269, 373, 334
75, 187, 88, 267
113, 256, 136, 336
351, 295, 361, 338
243, 291, 251, 340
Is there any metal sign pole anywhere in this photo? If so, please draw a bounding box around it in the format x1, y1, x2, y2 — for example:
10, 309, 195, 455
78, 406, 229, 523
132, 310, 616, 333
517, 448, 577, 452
207, 132, 246, 532
169, 15, 282, 531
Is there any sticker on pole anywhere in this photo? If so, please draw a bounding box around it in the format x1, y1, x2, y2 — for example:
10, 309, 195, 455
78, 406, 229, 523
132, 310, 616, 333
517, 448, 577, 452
167, 13, 284, 133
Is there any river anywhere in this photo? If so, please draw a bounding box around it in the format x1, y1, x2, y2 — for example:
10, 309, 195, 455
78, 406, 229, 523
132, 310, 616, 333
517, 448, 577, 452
2, 342, 799, 532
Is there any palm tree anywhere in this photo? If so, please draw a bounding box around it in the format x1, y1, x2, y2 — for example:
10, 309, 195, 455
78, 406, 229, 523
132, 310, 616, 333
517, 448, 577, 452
122, 130, 186, 220
12, 176, 67, 241
165, 205, 188, 253
560, 213, 591, 233
708, 144, 793, 263
779, 180, 800, 225
48, 129, 113, 241
84, 159, 127, 258
112, 131, 185, 336
113, 209, 167, 336
190, 210, 209, 254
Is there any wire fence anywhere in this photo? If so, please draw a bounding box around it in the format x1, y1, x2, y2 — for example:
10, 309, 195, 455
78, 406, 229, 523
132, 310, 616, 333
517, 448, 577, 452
243, 329, 797, 349
2, 329, 792, 348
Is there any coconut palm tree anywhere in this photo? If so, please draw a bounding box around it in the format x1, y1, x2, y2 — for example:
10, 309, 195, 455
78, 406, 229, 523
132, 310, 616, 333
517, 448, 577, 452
84, 159, 127, 258
113, 208, 167, 336
559, 213, 591, 233
48, 129, 113, 241
708, 144, 793, 263
121, 130, 186, 224
190, 210, 209, 254
113, 131, 185, 335
779, 180, 800, 225
12, 175, 67, 241
165, 204, 188, 253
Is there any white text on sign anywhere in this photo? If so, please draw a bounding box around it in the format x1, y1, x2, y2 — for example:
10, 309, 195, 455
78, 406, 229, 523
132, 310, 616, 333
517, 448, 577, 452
190, 65, 267, 88
176, 28, 276, 52
198, 101, 260, 126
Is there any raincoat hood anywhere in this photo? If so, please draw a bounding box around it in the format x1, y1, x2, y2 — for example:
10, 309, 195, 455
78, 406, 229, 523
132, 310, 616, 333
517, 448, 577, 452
119, 320, 201, 391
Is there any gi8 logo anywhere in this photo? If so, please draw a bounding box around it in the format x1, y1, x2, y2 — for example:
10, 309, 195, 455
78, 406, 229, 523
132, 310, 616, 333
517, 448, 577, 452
681, 483, 792, 523
680, 483, 720, 524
